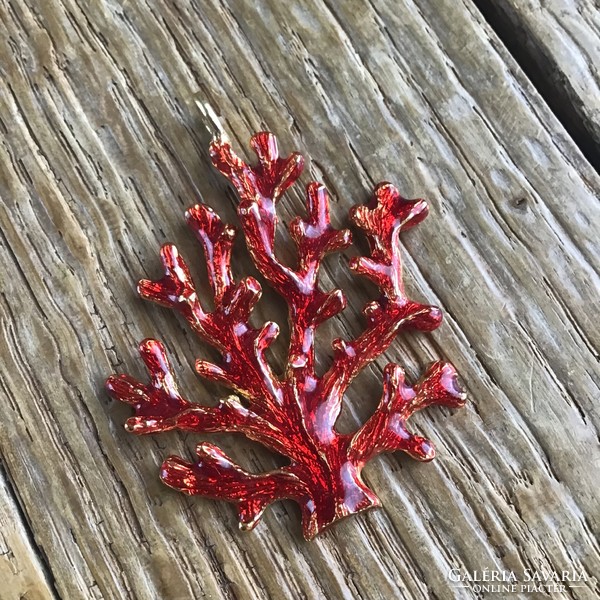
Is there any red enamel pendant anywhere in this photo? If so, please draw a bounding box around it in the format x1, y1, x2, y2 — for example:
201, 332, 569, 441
106, 106, 466, 540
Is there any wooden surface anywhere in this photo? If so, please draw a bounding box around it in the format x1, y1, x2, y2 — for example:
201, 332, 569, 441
475, 0, 600, 162
0, 470, 55, 600
0, 1, 599, 599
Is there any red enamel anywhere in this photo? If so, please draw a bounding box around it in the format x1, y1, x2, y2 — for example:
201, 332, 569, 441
106, 131, 466, 540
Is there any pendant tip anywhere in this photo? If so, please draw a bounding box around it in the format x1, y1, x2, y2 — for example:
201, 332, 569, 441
193, 93, 228, 143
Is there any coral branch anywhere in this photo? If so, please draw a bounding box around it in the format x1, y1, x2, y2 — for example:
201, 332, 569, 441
107, 128, 467, 540
137, 206, 283, 412
107, 338, 189, 428
186, 204, 236, 305
349, 361, 466, 464
162, 443, 307, 530
350, 182, 429, 299
106, 339, 293, 457
211, 133, 351, 376
315, 183, 443, 431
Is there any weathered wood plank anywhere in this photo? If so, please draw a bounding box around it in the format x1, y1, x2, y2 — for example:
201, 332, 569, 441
0, 468, 56, 600
0, 0, 598, 599
479, 0, 600, 164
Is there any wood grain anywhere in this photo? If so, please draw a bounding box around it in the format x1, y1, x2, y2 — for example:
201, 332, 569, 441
0, 467, 56, 600
481, 0, 600, 161
0, 0, 598, 599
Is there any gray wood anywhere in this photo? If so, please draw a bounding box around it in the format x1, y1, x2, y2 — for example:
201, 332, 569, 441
485, 0, 600, 154
0, 0, 598, 599
0, 471, 56, 600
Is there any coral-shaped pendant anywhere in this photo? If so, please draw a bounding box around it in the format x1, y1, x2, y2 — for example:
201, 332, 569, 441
106, 117, 466, 540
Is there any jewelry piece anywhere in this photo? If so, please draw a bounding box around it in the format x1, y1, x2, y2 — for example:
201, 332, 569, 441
106, 104, 466, 540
